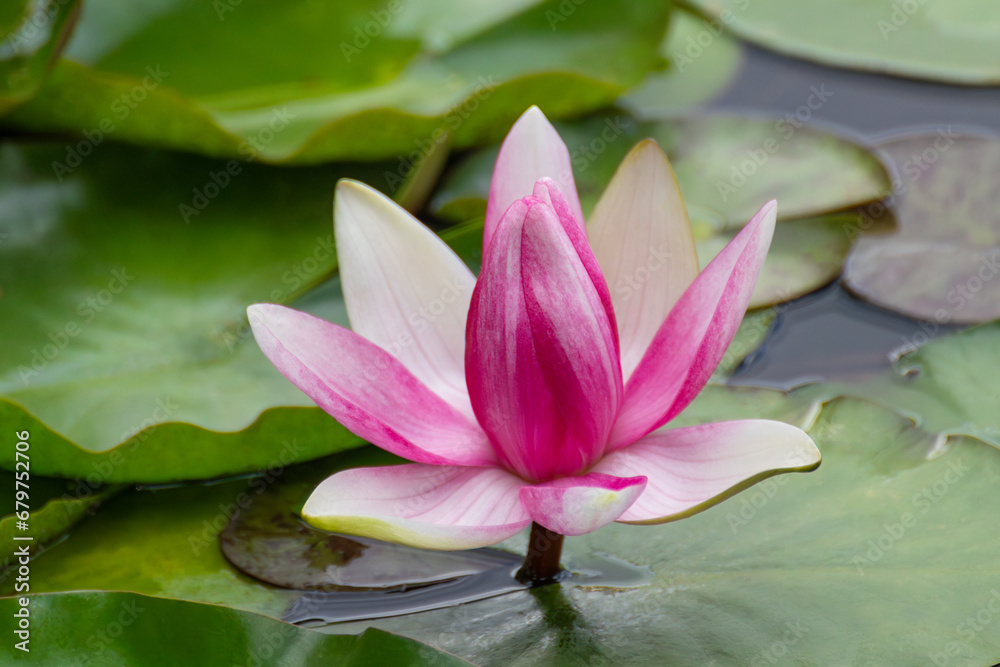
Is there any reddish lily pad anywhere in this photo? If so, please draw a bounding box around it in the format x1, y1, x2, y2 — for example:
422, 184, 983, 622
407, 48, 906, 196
220, 472, 520, 591
843, 132, 1000, 324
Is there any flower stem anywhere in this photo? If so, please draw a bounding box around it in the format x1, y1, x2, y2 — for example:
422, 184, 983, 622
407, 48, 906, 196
515, 522, 565, 586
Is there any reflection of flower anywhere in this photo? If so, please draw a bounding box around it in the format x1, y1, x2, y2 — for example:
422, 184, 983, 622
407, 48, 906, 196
248, 107, 820, 550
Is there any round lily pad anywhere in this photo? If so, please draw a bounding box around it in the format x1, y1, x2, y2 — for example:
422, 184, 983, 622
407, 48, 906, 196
682, 0, 1000, 85
843, 132, 1000, 324
220, 476, 520, 591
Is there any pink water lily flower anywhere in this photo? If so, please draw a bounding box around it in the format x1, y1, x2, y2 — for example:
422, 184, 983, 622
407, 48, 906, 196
248, 107, 820, 555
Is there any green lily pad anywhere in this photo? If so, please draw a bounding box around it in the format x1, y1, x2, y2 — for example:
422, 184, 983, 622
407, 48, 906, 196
797, 321, 1000, 450
1, 592, 468, 665
695, 212, 857, 309
843, 133, 1000, 324
712, 309, 776, 379
431, 114, 891, 226
0, 0, 668, 163
0, 141, 400, 482
0, 448, 402, 616
680, 0, 1000, 85
0, 473, 121, 571
9, 385, 812, 616
331, 398, 1000, 665
0, 0, 79, 115
671, 383, 819, 431
621, 7, 743, 115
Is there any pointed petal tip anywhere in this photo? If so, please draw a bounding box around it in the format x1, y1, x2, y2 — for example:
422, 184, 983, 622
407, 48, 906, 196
519, 105, 549, 124
600, 420, 822, 525
758, 199, 778, 224
246, 302, 283, 327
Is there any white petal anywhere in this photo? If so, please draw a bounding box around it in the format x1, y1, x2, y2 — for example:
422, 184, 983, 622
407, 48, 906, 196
335, 180, 476, 417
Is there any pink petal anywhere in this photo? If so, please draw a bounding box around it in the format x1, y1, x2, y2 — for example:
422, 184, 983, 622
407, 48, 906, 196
249, 303, 495, 467
335, 180, 477, 418
302, 464, 530, 550
608, 201, 777, 450
593, 419, 820, 523
588, 140, 700, 380
484, 107, 585, 254
466, 197, 623, 482
520, 473, 646, 536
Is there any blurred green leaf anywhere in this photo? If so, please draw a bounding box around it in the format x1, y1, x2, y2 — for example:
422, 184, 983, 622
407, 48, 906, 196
0, 142, 401, 482
1, 591, 469, 665
621, 7, 743, 115
1, 0, 669, 163
680, 0, 1000, 85
0, 0, 79, 115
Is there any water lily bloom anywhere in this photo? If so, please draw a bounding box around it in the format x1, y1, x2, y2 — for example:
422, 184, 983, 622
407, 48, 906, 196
248, 107, 820, 555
